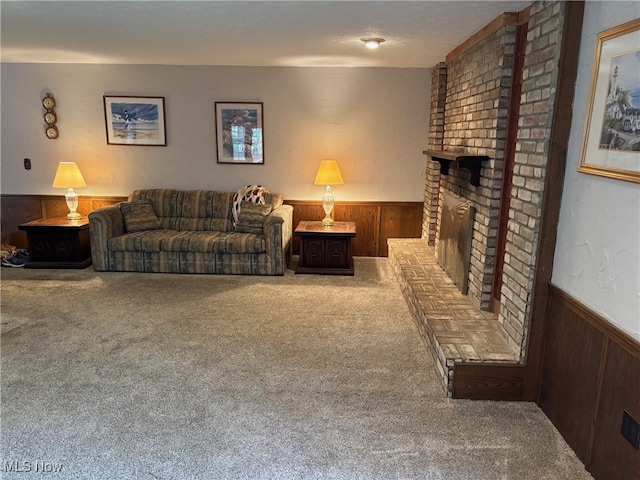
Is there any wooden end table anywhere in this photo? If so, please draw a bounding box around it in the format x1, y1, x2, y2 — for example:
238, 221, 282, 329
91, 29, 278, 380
294, 221, 356, 275
18, 217, 92, 269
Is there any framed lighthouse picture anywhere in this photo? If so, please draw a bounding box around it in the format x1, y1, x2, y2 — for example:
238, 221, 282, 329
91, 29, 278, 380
578, 18, 640, 183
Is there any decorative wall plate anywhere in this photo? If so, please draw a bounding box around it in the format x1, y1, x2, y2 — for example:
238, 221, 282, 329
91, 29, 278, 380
45, 125, 59, 139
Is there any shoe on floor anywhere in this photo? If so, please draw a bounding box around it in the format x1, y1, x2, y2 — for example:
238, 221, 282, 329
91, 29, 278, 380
1, 251, 29, 267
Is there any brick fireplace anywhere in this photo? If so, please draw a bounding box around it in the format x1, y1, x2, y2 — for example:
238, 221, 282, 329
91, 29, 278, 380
425, 20, 517, 314
423, 2, 566, 357
393, 1, 574, 396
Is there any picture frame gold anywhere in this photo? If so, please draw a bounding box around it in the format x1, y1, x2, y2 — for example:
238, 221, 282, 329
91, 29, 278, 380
578, 18, 640, 183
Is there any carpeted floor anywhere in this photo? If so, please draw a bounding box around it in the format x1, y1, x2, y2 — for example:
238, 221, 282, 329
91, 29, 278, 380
0, 257, 592, 479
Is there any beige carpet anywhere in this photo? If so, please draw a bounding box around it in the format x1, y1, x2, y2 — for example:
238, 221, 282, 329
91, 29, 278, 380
1, 257, 592, 479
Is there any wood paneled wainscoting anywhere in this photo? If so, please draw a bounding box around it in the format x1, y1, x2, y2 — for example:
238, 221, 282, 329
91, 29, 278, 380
285, 200, 423, 257
1, 194, 127, 248
2, 195, 423, 258
540, 285, 640, 480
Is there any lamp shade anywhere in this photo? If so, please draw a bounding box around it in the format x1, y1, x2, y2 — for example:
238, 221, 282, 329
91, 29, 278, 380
52, 162, 87, 188
313, 160, 344, 186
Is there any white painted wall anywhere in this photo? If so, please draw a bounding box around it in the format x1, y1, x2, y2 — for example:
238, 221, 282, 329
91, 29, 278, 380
0, 64, 430, 201
553, 1, 640, 340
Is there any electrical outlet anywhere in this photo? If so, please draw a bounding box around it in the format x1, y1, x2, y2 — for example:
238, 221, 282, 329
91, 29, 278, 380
24, 158, 31, 170
621, 410, 640, 449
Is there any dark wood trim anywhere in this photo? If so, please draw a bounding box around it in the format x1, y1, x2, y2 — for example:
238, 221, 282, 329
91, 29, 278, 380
2, 195, 423, 258
422, 150, 489, 187
590, 340, 640, 479
549, 285, 640, 360
285, 199, 423, 257
446, 12, 526, 62
522, 0, 585, 401
492, 21, 528, 313
452, 363, 524, 400
540, 285, 606, 463
0, 194, 127, 201
1, 194, 127, 248
285, 199, 422, 208
516, 5, 531, 25
541, 283, 640, 479
587, 337, 609, 467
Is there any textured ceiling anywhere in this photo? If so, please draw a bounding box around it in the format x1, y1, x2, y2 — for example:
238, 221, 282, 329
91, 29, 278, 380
1, 1, 531, 68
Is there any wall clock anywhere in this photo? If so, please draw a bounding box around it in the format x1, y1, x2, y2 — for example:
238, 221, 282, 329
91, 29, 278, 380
42, 93, 58, 139
42, 94, 56, 110
45, 125, 59, 139
44, 111, 57, 124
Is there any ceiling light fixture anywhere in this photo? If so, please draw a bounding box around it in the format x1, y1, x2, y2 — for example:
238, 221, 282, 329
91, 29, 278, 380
361, 37, 385, 49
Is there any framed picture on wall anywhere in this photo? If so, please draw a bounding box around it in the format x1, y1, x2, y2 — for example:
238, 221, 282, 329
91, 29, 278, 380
103, 96, 167, 146
578, 18, 640, 183
215, 102, 264, 164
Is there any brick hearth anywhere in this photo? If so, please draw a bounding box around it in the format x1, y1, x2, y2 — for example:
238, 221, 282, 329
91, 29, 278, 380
388, 238, 519, 396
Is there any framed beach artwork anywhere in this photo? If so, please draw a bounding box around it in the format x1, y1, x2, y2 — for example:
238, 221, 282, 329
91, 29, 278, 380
103, 96, 166, 146
215, 102, 264, 164
578, 18, 640, 183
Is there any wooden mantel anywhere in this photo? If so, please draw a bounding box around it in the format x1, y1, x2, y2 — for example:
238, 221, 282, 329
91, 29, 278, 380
423, 150, 489, 187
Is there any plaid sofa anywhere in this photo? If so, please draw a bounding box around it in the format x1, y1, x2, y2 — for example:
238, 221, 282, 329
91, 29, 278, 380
88, 189, 293, 275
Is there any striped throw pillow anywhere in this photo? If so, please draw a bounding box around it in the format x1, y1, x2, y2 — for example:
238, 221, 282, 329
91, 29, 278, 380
121, 201, 162, 233
235, 202, 272, 234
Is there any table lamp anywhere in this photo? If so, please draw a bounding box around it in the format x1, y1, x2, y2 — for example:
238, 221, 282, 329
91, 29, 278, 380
52, 162, 87, 220
313, 160, 344, 227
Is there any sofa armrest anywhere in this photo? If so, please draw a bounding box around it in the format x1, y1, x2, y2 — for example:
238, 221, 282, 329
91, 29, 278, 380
263, 204, 293, 275
88, 203, 126, 271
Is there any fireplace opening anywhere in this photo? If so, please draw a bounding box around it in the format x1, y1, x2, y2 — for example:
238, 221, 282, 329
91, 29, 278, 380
437, 191, 474, 294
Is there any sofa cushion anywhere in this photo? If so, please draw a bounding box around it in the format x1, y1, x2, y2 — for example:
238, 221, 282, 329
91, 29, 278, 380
108, 230, 265, 254
235, 202, 272, 234
188, 232, 265, 254
129, 189, 234, 232
263, 192, 284, 209
108, 229, 174, 252
178, 217, 232, 232
179, 190, 234, 223
158, 231, 203, 252
120, 202, 162, 233
129, 189, 183, 218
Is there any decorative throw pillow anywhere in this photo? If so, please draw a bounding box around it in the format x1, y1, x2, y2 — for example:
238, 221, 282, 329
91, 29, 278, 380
235, 202, 272, 234
120, 201, 162, 233
232, 185, 271, 226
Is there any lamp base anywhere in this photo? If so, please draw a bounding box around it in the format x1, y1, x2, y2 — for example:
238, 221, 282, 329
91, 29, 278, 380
321, 214, 335, 227
65, 187, 81, 221
321, 185, 335, 227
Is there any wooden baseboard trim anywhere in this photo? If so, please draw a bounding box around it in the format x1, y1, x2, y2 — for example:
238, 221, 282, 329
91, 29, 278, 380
452, 363, 524, 400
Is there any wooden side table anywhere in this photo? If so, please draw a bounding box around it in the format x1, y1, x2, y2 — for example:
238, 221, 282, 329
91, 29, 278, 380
18, 217, 92, 269
295, 221, 356, 275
